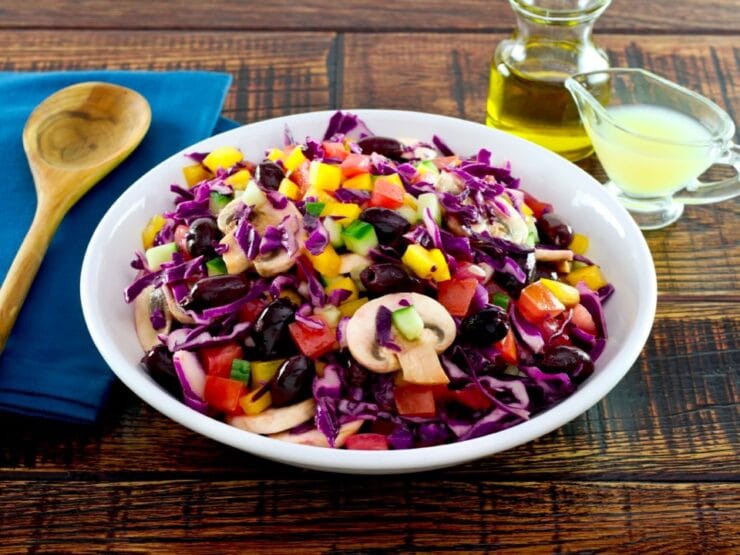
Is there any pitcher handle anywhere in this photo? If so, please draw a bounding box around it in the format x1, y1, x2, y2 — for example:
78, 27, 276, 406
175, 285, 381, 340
674, 143, 740, 205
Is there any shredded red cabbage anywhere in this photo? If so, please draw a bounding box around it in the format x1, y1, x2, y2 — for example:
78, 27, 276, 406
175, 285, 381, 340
376, 306, 401, 352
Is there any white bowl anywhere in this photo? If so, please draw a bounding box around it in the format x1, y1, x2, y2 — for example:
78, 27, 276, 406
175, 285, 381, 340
81, 110, 656, 474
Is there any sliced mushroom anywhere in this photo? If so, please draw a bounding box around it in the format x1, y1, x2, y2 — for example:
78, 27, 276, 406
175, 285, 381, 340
269, 420, 363, 447
534, 248, 574, 262
134, 285, 172, 350
346, 293, 456, 384
162, 284, 196, 324
217, 196, 248, 233
218, 200, 306, 278
228, 398, 315, 435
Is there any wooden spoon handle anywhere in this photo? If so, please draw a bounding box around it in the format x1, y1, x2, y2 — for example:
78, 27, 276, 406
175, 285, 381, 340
0, 205, 63, 353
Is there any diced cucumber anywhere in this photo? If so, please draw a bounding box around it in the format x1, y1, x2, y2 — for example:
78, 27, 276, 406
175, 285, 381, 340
209, 192, 232, 216
305, 201, 326, 217
417, 192, 442, 224
323, 217, 345, 248
341, 220, 378, 256
391, 305, 424, 341
492, 292, 510, 310
242, 180, 267, 208
315, 305, 341, 328
397, 205, 419, 224
145, 242, 178, 271
205, 257, 228, 276
415, 160, 440, 179
525, 215, 539, 248
230, 359, 251, 383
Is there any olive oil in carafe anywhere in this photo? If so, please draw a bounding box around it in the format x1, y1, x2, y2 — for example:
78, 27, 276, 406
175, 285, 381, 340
487, 63, 593, 162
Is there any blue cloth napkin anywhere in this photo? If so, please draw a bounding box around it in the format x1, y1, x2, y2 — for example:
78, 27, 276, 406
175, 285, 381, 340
0, 71, 240, 423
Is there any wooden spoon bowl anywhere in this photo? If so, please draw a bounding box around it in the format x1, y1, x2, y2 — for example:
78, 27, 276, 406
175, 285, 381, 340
0, 82, 151, 352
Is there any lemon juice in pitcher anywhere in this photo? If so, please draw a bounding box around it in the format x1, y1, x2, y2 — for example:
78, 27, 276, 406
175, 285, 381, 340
486, 0, 612, 161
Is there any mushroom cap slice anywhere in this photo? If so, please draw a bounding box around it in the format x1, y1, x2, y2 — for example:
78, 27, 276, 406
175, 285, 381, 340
162, 284, 196, 325
269, 420, 363, 447
217, 196, 249, 234
346, 292, 456, 374
134, 285, 172, 350
228, 398, 315, 435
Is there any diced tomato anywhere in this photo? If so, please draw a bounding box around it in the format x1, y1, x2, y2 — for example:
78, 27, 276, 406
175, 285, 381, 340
322, 141, 349, 161
345, 433, 389, 450
518, 281, 566, 323
571, 303, 597, 335
394, 384, 437, 417
450, 384, 493, 411
200, 343, 244, 378
437, 278, 479, 317
290, 160, 311, 195
340, 153, 371, 178
431, 156, 461, 170
288, 318, 337, 359
239, 298, 266, 324
495, 328, 518, 366
522, 191, 553, 219
204, 375, 245, 413
174, 224, 192, 260
369, 177, 404, 209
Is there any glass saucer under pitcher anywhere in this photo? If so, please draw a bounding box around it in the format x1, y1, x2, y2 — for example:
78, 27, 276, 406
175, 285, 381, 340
486, 0, 612, 161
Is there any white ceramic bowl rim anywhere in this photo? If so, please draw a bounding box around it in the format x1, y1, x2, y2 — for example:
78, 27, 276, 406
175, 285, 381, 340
81, 109, 657, 474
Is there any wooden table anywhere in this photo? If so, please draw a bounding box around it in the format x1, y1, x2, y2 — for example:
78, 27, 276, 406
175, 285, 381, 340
1, 1, 737, 552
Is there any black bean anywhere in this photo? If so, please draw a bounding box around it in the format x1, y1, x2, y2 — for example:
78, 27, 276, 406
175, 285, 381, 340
536, 213, 574, 248
461, 305, 510, 346
257, 162, 285, 190
182, 275, 249, 311
186, 217, 222, 258
360, 207, 410, 245
270, 355, 315, 407
539, 345, 594, 384
360, 263, 424, 296
253, 298, 297, 358
141, 345, 180, 396
357, 136, 405, 161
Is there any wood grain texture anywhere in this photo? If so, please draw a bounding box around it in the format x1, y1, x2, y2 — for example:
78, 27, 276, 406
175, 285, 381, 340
1, 0, 739, 32
0, 479, 738, 554
0, 301, 736, 480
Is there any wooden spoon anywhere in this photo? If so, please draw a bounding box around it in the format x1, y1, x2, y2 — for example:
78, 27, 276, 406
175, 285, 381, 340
0, 82, 151, 352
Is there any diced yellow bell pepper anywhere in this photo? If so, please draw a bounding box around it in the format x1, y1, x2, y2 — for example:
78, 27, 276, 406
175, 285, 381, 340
342, 173, 373, 191
380, 173, 403, 189
565, 265, 608, 291
338, 297, 368, 318
402, 244, 436, 280
225, 169, 252, 190
267, 148, 286, 162
303, 185, 335, 203
278, 288, 303, 306
569, 233, 589, 255
403, 193, 418, 210
520, 202, 534, 217
429, 248, 451, 282
239, 389, 272, 415
203, 146, 243, 172
182, 163, 212, 187
539, 278, 580, 307
284, 147, 308, 172
320, 202, 362, 224
141, 214, 166, 249
309, 161, 342, 191
278, 178, 301, 200
325, 276, 359, 303
306, 244, 341, 277
250, 359, 285, 390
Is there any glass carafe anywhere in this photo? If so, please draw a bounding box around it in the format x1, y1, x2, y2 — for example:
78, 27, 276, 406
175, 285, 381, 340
486, 0, 611, 161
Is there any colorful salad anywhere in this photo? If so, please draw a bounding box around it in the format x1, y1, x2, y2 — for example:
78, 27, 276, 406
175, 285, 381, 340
126, 111, 613, 450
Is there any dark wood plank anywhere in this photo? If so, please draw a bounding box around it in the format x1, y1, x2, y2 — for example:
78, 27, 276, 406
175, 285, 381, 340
1, 0, 738, 33
0, 479, 737, 554
343, 33, 740, 297
0, 30, 337, 123
0, 301, 736, 480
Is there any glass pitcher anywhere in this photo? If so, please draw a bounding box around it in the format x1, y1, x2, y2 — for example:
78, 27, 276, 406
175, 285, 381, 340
486, 0, 612, 161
